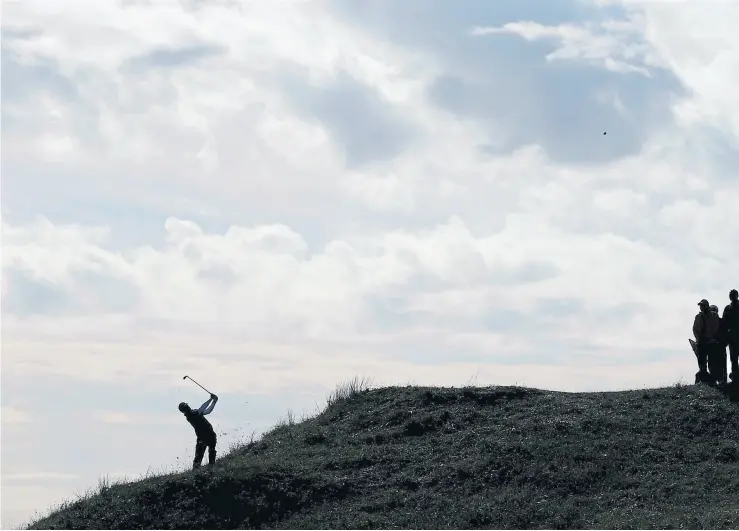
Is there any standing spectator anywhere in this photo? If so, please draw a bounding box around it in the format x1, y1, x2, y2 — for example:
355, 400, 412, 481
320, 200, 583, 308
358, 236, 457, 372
721, 289, 739, 381
693, 299, 724, 385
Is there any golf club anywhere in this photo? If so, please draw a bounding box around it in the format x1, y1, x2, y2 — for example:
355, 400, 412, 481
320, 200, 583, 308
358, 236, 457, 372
183, 375, 213, 395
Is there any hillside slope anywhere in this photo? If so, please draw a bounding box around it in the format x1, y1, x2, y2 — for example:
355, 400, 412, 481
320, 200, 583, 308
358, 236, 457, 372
28, 383, 739, 529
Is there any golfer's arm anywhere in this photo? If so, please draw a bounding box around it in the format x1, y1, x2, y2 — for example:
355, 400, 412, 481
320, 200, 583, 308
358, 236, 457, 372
197, 398, 213, 414
203, 397, 218, 415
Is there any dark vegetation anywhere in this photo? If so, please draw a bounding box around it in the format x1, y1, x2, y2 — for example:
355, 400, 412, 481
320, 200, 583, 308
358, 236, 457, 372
27, 378, 739, 529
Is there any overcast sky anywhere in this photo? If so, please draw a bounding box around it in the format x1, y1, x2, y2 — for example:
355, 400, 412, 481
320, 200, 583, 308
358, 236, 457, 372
2, 0, 738, 527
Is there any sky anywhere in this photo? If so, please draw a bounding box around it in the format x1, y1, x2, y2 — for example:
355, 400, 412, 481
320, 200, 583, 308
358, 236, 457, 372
2, 0, 738, 527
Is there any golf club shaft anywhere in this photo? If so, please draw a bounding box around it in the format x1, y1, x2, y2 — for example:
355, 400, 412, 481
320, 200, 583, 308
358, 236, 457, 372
184, 376, 212, 395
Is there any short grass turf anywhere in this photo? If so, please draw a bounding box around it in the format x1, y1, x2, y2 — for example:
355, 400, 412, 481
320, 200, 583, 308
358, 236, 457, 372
27, 382, 739, 529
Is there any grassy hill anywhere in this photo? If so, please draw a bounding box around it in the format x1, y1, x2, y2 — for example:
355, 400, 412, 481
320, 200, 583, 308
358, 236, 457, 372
27, 379, 739, 529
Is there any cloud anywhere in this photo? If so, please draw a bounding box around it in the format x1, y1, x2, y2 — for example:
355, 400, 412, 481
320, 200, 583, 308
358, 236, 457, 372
470, 18, 660, 75
279, 69, 421, 167
328, 0, 688, 166
2, 208, 733, 389
3, 212, 695, 344
126, 43, 225, 71
1, 407, 34, 424
2, 0, 739, 527
3, 0, 737, 413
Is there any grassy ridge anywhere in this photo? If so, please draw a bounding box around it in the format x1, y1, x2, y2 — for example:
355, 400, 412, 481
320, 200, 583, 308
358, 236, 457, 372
27, 379, 739, 529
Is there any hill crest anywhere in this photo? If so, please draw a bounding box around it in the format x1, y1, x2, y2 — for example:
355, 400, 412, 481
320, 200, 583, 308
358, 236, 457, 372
27, 381, 739, 529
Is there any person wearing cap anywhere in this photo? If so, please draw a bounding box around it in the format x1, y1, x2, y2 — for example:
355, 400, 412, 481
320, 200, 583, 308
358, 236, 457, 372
693, 299, 724, 384
721, 289, 739, 381
178, 394, 219, 469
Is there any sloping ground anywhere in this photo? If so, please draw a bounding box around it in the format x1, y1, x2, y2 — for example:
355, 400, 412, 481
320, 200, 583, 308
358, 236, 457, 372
28, 383, 739, 530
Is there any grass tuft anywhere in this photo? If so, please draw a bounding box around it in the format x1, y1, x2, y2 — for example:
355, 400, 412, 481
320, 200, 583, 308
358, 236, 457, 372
325, 375, 374, 409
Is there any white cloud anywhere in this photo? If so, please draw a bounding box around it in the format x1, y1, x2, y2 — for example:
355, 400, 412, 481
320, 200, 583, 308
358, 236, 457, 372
471, 18, 661, 75
625, 1, 739, 139
2, 204, 734, 383
342, 172, 416, 213
2, 0, 735, 410
1, 406, 34, 425
2, 0, 739, 526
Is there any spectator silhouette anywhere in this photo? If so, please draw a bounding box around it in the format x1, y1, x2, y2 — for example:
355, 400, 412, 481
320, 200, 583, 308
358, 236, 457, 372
693, 299, 725, 385
721, 289, 739, 381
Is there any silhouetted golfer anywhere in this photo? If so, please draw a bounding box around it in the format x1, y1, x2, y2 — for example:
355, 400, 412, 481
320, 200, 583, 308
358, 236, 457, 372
722, 289, 739, 381
179, 394, 218, 469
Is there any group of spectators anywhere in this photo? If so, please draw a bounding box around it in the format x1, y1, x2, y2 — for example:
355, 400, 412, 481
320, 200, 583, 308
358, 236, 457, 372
693, 289, 739, 386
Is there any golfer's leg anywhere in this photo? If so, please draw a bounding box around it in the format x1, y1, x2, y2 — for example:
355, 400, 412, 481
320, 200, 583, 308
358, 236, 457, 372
193, 439, 206, 469
208, 445, 216, 465
208, 436, 217, 465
